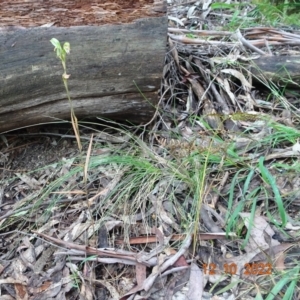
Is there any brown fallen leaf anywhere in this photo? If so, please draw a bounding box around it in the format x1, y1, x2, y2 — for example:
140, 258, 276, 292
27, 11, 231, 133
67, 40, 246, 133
115, 232, 236, 245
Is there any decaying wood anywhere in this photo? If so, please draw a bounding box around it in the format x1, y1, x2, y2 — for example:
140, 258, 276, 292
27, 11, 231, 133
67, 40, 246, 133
0, 1, 167, 133
251, 56, 300, 87
0, 0, 166, 27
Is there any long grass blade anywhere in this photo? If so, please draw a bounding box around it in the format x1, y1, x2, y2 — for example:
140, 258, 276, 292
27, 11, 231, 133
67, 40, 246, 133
258, 157, 287, 226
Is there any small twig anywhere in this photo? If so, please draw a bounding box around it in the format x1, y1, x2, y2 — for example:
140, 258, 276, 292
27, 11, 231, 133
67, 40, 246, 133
235, 29, 267, 56
168, 33, 237, 46
161, 266, 190, 278
137, 85, 171, 136
210, 171, 230, 207
168, 28, 232, 36
264, 38, 273, 56
142, 233, 192, 292
170, 0, 201, 7
194, 58, 230, 113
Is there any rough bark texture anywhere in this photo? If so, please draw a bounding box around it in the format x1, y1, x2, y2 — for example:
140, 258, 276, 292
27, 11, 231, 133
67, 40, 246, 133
251, 56, 300, 87
0, 0, 166, 27
0, 1, 167, 133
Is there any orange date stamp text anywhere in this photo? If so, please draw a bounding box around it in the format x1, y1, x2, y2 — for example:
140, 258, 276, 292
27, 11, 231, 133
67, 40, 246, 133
203, 262, 272, 276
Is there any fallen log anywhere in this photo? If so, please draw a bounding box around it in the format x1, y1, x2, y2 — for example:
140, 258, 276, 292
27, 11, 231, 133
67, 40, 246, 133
0, 1, 167, 133
251, 55, 300, 87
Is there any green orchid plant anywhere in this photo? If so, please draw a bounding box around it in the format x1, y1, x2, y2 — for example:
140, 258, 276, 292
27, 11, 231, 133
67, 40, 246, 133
50, 38, 82, 152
